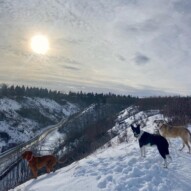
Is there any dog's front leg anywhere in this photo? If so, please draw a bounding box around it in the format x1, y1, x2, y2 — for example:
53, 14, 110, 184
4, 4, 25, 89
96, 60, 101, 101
163, 159, 168, 168
143, 146, 146, 157
140, 147, 143, 157
179, 142, 185, 151
140, 146, 145, 157
30, 166, 38, 179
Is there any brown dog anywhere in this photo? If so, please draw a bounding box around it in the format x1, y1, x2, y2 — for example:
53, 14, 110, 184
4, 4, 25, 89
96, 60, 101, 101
22, 151, 58, 178
154, 120, 191, 153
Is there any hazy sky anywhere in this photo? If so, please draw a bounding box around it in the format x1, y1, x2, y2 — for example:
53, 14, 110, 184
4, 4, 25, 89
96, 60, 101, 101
0, 0, 191, 96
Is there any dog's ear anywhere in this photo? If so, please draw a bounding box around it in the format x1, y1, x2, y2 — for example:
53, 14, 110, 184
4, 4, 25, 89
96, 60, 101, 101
22, 151, 32, 159
136, 124, 140, 129
131, 124, 135, 129
22, 151, 27, 159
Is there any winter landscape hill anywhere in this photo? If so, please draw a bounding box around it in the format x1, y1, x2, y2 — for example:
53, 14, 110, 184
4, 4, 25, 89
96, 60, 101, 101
1, 86, 191, 191
10, 109, 191, 191
0, 96, 79, 153
0, 86, 134, 191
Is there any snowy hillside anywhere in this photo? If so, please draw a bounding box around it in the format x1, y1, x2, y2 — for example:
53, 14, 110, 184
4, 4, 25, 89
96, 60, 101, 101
0, 97, 79, 152
11, 110, 191, 191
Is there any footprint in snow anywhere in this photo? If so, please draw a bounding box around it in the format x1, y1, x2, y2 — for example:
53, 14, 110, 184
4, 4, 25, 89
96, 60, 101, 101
127, 157, 138, 165
114, 166, 123, 173
97, 175, 114, 189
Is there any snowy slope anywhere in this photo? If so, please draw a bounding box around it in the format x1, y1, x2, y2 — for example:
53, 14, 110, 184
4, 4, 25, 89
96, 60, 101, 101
11, 112, 191, 191
0, 97, 79, 152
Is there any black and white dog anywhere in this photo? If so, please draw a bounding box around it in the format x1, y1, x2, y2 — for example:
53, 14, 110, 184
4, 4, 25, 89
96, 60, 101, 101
131, 124, 171, 168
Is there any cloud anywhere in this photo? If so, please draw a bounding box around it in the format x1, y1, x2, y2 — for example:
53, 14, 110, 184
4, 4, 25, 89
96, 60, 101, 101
117, 55, 126, 62
64, 65, 80, 71
64, 58, 81, 66
173, 0, 191, 14
0, 0, 191, 96
134, 53, 150, 65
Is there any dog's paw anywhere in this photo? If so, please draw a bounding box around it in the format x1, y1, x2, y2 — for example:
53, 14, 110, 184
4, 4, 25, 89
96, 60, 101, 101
162, 163, 168, 168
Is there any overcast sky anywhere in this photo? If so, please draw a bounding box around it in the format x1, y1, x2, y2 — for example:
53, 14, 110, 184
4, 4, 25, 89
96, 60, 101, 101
0, 0, 191, 97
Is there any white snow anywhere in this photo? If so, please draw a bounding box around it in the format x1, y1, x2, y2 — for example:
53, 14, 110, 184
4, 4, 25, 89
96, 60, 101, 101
37, 130, 65, 156
62, 102, 79, 117
11, 114, 191, 191
0, 98, 21, 111
0, 97, 79, 151
23, 97, 79, 120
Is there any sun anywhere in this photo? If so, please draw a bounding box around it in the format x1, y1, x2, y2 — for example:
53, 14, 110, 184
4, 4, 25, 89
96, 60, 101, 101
30, 34, 49, 55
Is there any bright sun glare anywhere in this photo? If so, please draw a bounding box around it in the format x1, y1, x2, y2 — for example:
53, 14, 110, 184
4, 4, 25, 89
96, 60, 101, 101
31, 34, 49, 55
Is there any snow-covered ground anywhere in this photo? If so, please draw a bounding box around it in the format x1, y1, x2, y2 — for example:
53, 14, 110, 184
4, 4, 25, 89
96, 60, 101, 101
0, 97, 79, 152
11, 113, 191, 191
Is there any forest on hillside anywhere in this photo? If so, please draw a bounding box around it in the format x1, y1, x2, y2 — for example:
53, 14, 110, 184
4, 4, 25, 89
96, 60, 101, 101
1, 84, 191, 125
0, 84, 137, 106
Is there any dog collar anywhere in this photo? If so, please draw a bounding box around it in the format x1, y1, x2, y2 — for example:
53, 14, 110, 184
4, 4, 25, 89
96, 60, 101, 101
137, 130, 144, 140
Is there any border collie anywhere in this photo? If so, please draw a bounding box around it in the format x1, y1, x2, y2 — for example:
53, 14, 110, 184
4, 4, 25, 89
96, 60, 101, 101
131, 124, 171, 168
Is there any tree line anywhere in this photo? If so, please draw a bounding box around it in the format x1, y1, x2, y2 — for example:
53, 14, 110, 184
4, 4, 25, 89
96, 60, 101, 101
0, 84, 137, 106
138, 96, 191, 125
1, 84, 191, 125
0, 84, 62, 100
